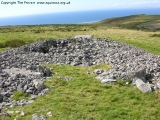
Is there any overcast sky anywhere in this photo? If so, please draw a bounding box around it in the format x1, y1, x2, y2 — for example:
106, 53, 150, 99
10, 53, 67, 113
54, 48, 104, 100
0, 0, 160, 17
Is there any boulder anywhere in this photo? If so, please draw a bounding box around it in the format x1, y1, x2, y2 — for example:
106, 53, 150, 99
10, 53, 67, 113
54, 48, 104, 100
156, 81, 160, 89
44, 68, 52, 77
33, 79, 44, 91
93, 69, 104, 75
135, 78, 152, 93
74, 35, 94, 39
32, 114, 41, 120
41, 88, 50, 94
7, 111, 14, 114
101, 79, 117, 84
26, 89, 33, 94
40, 115, 47, 120
129, 67, 146, 80
47, 111, 52, 117
17, 84, 24, 92
20, 111, 25, 116
32, 114, 46, 120
71, 61, 81, 66
30, 95, 37, 100
3, 96, 9, 102
38, 66, 52, 77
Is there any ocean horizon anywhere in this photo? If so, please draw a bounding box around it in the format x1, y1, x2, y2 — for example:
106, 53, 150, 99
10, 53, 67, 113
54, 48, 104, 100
0, 8, 160, 26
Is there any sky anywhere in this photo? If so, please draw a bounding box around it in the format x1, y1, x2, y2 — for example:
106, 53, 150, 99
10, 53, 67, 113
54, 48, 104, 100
0, 0, 160, 17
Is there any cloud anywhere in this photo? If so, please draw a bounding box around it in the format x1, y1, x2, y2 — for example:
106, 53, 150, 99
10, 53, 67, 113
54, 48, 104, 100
110, 1, 160, 9
132, 1, 160, 6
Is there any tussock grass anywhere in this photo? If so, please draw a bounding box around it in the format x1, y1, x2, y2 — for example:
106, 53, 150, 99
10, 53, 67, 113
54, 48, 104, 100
3, 64, 160, 120
5, 40, 26, 48
150, 33, 160, 37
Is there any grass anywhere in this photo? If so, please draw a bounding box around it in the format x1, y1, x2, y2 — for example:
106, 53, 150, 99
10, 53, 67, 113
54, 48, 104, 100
150, 33, 160, 37
11, 91, 29, 101
2, 64, 160, 120
92, 28, 160, 55
0, 15, 160, 119
87, 62, 111, 73
0, 24, 160, 55
0, 47, 8, 52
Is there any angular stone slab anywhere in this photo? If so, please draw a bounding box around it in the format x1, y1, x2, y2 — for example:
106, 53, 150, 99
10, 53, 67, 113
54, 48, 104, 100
74, 35, 94, 39
3, 68, 42, 77
135, 78, 152, 93
101, 79, 117, 84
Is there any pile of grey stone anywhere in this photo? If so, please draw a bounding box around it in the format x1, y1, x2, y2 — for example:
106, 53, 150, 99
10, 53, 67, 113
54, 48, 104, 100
0, 37, 160, 107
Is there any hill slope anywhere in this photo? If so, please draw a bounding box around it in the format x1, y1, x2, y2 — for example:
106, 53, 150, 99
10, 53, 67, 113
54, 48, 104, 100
98, 14, 160, 30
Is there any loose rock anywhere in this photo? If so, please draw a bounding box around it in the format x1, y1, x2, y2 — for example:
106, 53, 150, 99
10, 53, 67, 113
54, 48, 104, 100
20, 110, 25, 116
135, 78, 152, 93
0, 37, 159, 109
33, 79, 44, 91
47, 111, 52, 117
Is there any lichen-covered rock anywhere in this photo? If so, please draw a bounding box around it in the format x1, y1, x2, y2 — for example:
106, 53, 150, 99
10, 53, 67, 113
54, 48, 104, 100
74, 35, 94, 39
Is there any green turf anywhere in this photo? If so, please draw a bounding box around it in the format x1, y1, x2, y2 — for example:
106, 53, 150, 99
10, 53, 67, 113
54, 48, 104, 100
2, 64, 160, 120
0, 22, 160, 55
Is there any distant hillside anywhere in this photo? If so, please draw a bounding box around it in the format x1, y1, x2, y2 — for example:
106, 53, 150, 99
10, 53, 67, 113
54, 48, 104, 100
98, 14, 160, 30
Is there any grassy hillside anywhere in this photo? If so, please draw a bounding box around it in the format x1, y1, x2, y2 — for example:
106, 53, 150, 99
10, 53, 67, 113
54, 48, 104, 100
0, 15, 160, 120
98, 14, 160, 30
0, 24, 160, 55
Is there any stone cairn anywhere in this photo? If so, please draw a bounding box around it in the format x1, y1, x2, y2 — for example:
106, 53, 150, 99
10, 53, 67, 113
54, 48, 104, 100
0, 37, 160, 109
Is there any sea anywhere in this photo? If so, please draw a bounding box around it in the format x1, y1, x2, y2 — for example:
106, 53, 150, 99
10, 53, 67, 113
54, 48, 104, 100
0, 8, 160, 26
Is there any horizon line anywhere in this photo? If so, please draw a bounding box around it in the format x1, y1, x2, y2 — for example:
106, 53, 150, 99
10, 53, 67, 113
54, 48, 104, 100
0, 7, 160, 18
